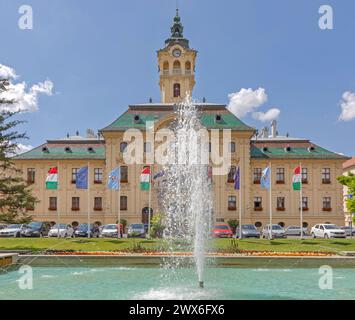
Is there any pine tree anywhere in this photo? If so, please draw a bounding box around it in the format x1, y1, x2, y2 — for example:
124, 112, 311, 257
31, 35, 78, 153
0, 78, 37, 223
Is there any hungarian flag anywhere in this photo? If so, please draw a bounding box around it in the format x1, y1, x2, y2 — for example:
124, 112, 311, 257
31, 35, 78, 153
46, 167, 58, 190
140, 166, 151, 190
292, 166, 302, 190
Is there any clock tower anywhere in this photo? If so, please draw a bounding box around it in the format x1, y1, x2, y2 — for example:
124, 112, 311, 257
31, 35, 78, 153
158, 9, 197, 103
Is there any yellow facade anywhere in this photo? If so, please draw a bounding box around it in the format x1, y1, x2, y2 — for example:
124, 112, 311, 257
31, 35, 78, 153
12, 11, 348, 230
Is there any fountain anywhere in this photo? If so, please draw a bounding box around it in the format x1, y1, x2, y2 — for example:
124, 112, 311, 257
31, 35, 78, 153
160, 97, 213, 288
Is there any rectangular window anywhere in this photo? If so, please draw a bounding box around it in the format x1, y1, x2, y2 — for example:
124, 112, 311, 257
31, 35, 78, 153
228, 196, 236, 211
94, 168, 103, 184
120, 196, 128, 211
49, 197, 57, 211
323, 197, 331, 211
302, 197, 309, 211
120, 166, 128, 183
72, 197, 80, 211
94, 197, 102, 211
277, 197, 285, 211
228, 142, 236, 153
253, 168, 262, 184
227, 166, 236, 183
216, 218, 225, 223
276, 168, 285, 184
254, 197, 262, 211
27, 168, 35, 184
322, 168, 331, 184
302, 168, 308, 184
71, 168, 79, 184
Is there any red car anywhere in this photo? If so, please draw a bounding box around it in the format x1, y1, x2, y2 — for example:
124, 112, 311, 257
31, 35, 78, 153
212, 224, 233, 238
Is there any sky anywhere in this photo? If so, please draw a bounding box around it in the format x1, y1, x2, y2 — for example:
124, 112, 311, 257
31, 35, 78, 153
0, 0, 354, 156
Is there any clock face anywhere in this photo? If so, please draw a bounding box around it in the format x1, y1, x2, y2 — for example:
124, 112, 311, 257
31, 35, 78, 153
172, 49, 181, 57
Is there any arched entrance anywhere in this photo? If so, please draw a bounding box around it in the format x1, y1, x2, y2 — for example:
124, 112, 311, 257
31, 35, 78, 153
142, 207, 153, 224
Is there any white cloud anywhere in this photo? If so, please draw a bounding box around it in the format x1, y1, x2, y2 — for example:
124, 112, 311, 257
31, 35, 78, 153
252, 108, 281, 122
339, 91, 355, 121
0, 64, 17, 80
227, 88, 268, 118
15, 143, 33, 154
0, 64, 53, 113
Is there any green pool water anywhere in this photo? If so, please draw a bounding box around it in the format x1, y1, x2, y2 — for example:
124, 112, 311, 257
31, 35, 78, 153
0, 266, 354, 300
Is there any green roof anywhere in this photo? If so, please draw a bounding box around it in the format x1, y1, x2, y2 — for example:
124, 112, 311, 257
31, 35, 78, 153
251, 145, 346, 160
101, 108, 254, 132
14, 145, 105, 160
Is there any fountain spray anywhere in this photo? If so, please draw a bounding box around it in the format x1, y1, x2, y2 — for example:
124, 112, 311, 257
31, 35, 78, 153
160, 96, 213, 289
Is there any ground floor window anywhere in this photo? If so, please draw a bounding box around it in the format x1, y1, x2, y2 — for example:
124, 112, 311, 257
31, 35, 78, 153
94, 197, 102, 211
120, 196, 128, 211
278, 222, 285, 227
49, 197, 57, 211
254, 197, 262, 211
72, 197, 80, 211
255, 221, 262, 228
228, 196, 236, 210
322, 197, 332, 211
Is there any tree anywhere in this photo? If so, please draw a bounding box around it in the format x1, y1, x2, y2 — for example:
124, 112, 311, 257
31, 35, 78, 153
149, 213, 165, 238
337, 173, 355, 216
227, 219, 239, 234
0, 79, 37, 223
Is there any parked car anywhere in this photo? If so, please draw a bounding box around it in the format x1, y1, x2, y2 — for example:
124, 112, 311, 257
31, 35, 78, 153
0, 224, 7, 230
100, 224, 123, 238
48, 224, 74, 238
212, 224, 233, 238
311, 224, 346, 239
285, 226, 308, 236
20, 221, 51, 237
74, 224, 100, 238
235, 224, 261, 238
340, 226, 355, 237
127, 223, 146, 238
262, 224, 287, 239
0, 224, 26, 238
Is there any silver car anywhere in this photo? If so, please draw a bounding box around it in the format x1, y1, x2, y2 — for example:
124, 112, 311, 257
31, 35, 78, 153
262, 224, 287, 239
235, 224, 261, 238
127, 223, 146, 238
285, 226, 308, 236
0, 224, 26, 237
340, 226, 355, 237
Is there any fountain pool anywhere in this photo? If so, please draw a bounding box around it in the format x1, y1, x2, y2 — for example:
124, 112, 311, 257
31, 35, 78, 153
1, 266, 355, 300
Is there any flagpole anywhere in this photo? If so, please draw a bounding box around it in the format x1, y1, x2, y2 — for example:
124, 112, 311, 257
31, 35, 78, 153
57, 161, 60, 239
87, 162, 90, 239
300, 162, 303, 240
239, 166, 242, 239
118, 165, 121, 239
148, 165, 152, 238
269, 162, 273, 240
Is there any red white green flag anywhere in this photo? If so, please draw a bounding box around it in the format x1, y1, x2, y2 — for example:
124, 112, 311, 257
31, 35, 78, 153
292, 166, 301, 190
46, 167, 58, 190
140, 166, 151, 190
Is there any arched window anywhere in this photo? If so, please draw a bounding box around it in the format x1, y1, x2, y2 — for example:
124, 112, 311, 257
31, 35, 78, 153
255, 222, 262, 228
229, 142, 236, 153
303, 222, 309, 228
185, 61, 191, 74
173, 83, 181, 98
173, 60, 181, 74
163, 61, 169, 74
278, 222, 285, 227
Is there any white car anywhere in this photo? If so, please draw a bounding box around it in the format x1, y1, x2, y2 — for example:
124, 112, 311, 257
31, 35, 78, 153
48, 224, 74, 238
100, 224, 120, 238
311, 224, 346, 239
0, 224, 26, 238
262, 224, 287, 239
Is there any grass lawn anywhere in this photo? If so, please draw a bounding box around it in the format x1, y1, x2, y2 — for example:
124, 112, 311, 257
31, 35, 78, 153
1, 238, 355, 254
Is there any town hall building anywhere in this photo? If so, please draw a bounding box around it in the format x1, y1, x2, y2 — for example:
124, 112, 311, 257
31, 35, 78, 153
14, 10, 348, 229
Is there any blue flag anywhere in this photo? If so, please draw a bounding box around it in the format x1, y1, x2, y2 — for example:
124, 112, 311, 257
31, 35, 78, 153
234, 167, 240, 190
261, 166, 270, 190
76, 166, 88, 189
107, 167, 120, 190
153, 171, 164, 180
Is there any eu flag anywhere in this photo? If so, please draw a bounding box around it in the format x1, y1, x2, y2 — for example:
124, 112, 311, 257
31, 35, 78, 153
234, 167, 240, 190
76, 166, 88, 189
107, 167, 120, 190
261, 166, 270, 190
